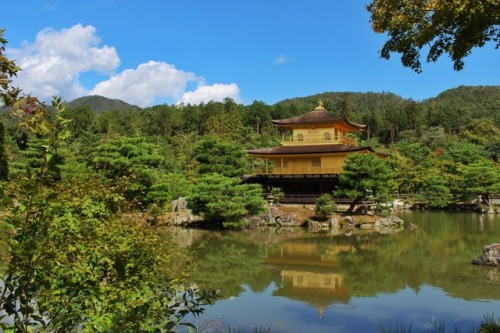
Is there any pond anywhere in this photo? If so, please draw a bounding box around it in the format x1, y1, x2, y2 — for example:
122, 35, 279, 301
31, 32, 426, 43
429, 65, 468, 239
164, 211, 500, 333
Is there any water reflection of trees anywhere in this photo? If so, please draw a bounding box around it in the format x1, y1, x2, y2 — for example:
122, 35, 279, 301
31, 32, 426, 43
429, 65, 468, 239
173, 212, 500, 307
340, 212, 500, 300
187, 231, 280, 299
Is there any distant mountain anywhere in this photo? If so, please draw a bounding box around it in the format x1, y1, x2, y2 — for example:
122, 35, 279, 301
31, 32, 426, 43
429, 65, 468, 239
66, 95, 139, 113
273, 86, 500, 120
420, 85, 500, 122
273, 90, 409, 120
422, 85, 500, 108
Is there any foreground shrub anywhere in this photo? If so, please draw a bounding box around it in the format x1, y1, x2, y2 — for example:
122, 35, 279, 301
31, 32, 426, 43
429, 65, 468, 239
0, 97, 217, 332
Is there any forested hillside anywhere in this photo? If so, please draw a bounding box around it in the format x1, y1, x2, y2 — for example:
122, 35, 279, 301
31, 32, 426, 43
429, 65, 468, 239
1, 85, 499, 214
275, 86, 500, 144
48, 85, 499, 145
66, 95, 139, 113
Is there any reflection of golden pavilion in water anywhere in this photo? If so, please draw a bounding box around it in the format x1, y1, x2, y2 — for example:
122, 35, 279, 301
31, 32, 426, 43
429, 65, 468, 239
265, 239, 363, 318
278, 270, 348, 318
281, 270, 343, 290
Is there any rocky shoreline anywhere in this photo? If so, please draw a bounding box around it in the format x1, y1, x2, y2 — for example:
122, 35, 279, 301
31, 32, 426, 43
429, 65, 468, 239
392, 198, 499, 214
164, 199, 406, 234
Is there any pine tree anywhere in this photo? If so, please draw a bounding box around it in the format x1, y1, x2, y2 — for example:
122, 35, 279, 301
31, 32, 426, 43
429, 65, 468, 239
334, 153, 394, 214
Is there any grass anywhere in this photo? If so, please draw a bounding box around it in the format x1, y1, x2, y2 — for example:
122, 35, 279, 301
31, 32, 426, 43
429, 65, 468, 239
184, 319, 272, 333
378, 314, 500, 333
480, 313, 500, 333
184, 314, 499, 333
226, 326, 272, 333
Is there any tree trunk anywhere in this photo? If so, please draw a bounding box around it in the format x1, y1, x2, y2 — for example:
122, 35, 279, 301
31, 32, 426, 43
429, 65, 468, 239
481, 193, 491, 207
345, 196, 363, 215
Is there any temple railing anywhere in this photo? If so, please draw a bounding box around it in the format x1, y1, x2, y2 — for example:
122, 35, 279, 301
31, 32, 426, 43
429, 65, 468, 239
254, 166, 344, 175
273, 195, 367, 204
281, 135, 356, 146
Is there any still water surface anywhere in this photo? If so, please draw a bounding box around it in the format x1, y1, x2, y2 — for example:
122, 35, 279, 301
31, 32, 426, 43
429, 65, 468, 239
165, 211, 500, 333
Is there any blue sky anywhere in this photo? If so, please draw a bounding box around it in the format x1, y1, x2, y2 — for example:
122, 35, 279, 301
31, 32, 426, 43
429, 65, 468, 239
3, 0, 499, 107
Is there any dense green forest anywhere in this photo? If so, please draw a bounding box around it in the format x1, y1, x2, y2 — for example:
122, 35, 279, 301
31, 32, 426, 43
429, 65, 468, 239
1, 85, 499, 213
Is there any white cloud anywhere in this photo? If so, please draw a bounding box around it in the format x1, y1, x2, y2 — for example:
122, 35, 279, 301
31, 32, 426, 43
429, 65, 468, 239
274, 54, 292, 65
90, 61, 200, 107
7, 24, 120, 101
177, 83, 241, 105
7, 24, 241, 107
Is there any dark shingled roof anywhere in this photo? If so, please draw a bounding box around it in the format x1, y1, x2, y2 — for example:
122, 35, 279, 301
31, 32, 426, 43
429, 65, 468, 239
271, 107, 366, 130
247, 145, 375, 156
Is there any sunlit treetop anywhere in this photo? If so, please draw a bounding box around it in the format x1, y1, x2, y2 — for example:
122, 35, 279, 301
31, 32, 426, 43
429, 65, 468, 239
366, 0, 500, 72
0, 28, 22, 106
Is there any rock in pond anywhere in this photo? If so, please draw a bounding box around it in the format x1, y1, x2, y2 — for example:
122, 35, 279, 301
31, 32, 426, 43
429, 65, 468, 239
374, 215, 404, 228
471, 243, 500, 266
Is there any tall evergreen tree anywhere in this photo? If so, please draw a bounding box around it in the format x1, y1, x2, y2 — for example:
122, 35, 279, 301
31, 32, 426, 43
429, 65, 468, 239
193, 138, 250, 178
459, 159, 500, 207
335, 153, 394, 214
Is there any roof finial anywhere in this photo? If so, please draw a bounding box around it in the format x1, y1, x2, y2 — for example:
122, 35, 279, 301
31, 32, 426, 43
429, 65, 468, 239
315, 99, 325, 110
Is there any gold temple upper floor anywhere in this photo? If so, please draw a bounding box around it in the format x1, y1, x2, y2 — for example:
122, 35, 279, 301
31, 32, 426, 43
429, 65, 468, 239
281, 134, 357, 146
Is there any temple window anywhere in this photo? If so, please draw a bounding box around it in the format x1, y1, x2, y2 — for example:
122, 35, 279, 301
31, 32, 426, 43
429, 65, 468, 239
297, 133, 304, 142
324, 132, 331, 141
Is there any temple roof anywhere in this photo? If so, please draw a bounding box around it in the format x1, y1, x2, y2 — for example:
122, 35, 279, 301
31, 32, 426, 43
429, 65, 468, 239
248, 144, 375, 156
271, 101, 366, 130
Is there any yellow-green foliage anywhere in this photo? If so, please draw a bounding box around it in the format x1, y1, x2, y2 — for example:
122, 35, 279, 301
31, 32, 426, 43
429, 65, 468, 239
0, 97, 217, 332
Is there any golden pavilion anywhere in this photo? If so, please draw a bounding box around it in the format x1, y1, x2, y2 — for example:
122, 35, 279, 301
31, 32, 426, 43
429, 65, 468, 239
247, 101, 379, 202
